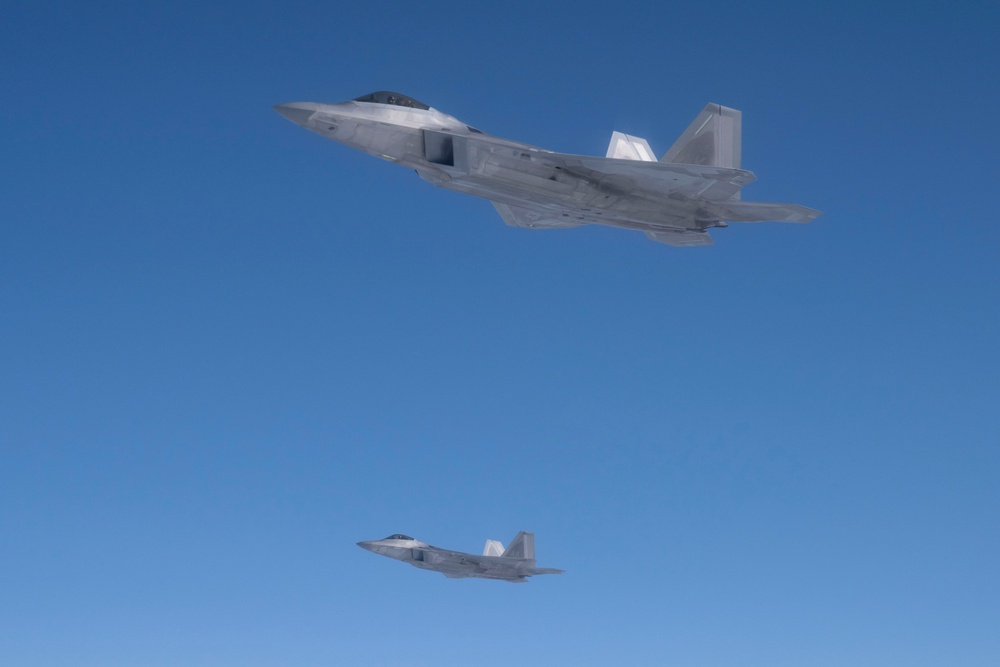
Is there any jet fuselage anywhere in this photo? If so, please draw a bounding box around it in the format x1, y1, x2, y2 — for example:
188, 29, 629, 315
275, 92, 819, 246
357, 532, 563, 583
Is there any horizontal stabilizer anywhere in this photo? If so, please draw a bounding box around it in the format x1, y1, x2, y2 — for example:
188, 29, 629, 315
483, 540, 504, 557
503, 531, 535, 560
662, 103, 742, 173
606, 131, 657, 161
703, 200, 820, 223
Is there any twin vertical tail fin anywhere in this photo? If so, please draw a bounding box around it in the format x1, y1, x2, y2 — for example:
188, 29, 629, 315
605, 103, 818, 226
607, 104, 741, 171
487, 531, 564, 577
661, 103, 819, 222
606, 103, 743, 194
482, 539, 504, 557
662, 104, 742, 171
606, 131, 657, 161
501, 531, 535, 560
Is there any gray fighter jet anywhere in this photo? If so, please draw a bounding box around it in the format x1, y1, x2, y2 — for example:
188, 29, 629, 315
357, 531, 563, 583
275, 91, 819, 247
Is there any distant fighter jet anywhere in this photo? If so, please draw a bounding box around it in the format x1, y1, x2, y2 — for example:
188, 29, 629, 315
275, 91, 819, 247
357, 531, 563, 583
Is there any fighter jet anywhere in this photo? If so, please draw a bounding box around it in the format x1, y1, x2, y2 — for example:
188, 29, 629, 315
357, 531, 563, 583
275, 91, 819, 247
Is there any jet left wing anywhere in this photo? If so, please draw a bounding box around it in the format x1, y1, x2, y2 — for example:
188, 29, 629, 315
491, 201, 586, 229
645, 230, 713, 246
699, 199, 820, 223
493, 201, 716, 245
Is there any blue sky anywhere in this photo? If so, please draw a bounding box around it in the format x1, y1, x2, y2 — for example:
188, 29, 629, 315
2, 1, 998, 665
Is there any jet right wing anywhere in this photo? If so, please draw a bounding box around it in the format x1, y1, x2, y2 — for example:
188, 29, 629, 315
453, 131, 754, 202
549, 156, 755, 201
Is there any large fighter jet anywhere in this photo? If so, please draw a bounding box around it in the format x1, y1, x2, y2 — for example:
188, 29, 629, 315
357, 531, 563, 583
275, 91, 819, 247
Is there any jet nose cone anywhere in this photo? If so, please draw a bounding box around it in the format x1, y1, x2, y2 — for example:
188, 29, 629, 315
357, 540, 376, 551
274, 103, 318, 126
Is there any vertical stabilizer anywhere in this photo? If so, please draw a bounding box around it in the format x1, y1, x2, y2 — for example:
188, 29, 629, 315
482, 539, 504, 557
503, 530, 535, 560
502, 531, 535, 560
606, 131, 657, 161
662, 103, 742, 171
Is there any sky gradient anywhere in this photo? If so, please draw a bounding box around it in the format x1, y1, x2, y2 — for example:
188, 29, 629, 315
2, 1, 999, 665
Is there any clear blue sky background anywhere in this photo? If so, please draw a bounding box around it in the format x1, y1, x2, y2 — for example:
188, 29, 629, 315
2, 1, 998, 665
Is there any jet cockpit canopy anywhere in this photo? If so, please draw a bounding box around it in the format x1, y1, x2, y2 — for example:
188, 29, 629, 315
353, 91, 429, 110
385, 534, 414, 540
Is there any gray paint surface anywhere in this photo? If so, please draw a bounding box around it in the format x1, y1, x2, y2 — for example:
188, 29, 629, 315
275, 91, 819, 247
357, 532, 563, 583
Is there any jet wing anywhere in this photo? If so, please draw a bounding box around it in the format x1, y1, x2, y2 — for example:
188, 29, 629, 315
424, 547, 476, 561
458, 135, 755, 201
700, 199, 820, 223
492, 201, 586, 229
509, 147, 814, 226
492, 200, 715, 245
644, 230, 713, 246
534, 153, 756, 201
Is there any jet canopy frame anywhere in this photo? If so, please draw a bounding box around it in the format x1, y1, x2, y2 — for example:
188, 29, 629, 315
353, 91, 429, 110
